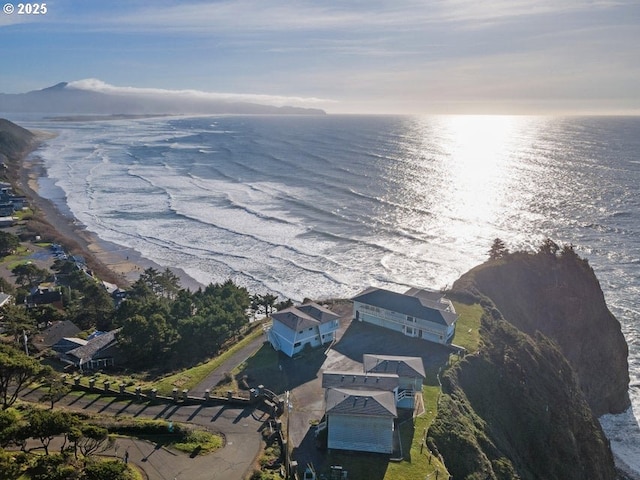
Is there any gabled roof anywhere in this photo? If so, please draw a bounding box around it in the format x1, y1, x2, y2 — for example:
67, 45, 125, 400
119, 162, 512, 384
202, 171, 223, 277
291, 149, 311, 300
272, 302, 340, 331
297, 303, 340, 323
404, 287, 455, 310
326, 388, 397, 417
322, 371, 400, 392
352, 287, 458, 326
66, 329, 119, 364
32, 320, 81, 351
363, 354, 426, 379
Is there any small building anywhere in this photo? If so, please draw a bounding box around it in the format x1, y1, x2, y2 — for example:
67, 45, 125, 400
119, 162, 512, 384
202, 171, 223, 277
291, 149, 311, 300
267, 302, 340, 357
325, 387, 397, 454
352, 286, 458, 345
61, 329, 120, 371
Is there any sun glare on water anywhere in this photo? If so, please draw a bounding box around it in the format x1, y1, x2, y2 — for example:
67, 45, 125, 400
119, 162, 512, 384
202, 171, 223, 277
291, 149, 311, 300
399, 115, 545, 250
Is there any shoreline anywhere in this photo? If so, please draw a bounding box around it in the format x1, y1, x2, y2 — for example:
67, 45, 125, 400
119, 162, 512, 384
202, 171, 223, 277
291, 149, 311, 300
12, 135, 205, 292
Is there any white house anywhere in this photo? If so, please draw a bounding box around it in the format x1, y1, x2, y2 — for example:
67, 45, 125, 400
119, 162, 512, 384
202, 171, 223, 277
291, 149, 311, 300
267, 302, 340, 357
352, 286, 458, 345
325, 387, 396, 454
320, 354, 426, 454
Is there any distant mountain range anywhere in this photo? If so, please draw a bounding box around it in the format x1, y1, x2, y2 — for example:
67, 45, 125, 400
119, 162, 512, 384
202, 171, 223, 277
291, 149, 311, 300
0, 82, 326, 116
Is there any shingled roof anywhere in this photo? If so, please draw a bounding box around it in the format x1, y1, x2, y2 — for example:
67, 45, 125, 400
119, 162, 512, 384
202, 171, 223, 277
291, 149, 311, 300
363, 354, 426, 379
326, 388, 397, 417
352, 287, 458, 326
272, 301, 340, 331
322, 371, 400, 391
66, 329, 119, 364
32, 320, 81, 352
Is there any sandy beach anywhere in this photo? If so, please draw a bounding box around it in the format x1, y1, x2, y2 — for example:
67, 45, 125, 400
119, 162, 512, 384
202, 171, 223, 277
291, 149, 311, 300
11, 135, 204, 292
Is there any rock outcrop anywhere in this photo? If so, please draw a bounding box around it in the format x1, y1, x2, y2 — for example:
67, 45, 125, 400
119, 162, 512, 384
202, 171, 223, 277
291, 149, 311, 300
428, 316, 618, 480
427, 245, 630, 479
451, 246, 629, 416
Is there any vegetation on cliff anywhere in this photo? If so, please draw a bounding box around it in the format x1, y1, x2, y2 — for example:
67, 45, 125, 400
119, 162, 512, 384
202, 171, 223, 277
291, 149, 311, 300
429, 316, 617, 480
452, 241, 629, 416
0, 118, 35, 163
427, 241, 627, 479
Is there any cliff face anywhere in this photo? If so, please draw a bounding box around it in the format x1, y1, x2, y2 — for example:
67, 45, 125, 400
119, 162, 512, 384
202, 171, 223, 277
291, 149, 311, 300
428, 317, 618, 480
452, 248, 629, 416
0, 118, 35, 162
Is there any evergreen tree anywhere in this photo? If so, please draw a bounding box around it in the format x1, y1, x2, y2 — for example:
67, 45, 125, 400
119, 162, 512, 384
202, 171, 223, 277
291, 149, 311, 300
0, 344, 48, 408
488, 238, 509, 259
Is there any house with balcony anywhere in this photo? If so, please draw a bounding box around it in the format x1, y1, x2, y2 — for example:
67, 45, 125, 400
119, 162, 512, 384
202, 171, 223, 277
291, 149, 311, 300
363, 354, 426, 409
352, 286, 459, 345
267, 302, 340, 357
320, 354, 426, 454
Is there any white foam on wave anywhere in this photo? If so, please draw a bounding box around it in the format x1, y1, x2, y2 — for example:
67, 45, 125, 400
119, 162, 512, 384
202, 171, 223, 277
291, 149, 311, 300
600, 399, 640, 479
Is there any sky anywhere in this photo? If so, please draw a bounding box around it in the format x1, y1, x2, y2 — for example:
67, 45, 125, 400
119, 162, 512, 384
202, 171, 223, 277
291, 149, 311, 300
1, 0, 639, 115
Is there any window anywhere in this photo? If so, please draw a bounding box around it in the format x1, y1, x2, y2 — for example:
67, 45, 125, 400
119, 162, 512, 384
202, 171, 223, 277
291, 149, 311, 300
294, 342, 301, 347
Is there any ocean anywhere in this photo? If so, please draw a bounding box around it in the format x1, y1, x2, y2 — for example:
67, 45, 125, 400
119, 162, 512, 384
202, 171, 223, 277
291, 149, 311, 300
19, 114, 640, 475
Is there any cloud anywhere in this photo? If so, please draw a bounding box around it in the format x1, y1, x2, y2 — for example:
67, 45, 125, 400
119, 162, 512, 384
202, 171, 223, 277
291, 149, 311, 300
66, 78, 335, 108
84, 0, 628, 34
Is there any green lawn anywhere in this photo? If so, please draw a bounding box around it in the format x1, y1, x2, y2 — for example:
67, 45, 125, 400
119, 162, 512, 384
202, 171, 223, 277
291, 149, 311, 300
384, 386, 447, 480
451, 301, 483, 353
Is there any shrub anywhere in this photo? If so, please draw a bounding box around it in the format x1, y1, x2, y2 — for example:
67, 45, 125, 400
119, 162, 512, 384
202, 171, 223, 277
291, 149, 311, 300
82, 459, 134, 480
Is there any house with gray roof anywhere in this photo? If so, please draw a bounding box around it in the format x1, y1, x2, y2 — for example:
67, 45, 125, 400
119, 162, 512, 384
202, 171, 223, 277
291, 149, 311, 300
31, 320, 81, 352
267, 302, 340, 357
325, 387, 396, 454
321, 354, 426, 454
61, 329, 121, 371
352, 286, 458, 345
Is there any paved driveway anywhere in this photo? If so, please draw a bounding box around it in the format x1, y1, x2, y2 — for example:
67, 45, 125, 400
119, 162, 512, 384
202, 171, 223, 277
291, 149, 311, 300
20, 388, 268, 480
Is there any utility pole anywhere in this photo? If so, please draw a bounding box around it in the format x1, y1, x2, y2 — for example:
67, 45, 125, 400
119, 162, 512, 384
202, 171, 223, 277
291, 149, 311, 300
285, 390, 291, 478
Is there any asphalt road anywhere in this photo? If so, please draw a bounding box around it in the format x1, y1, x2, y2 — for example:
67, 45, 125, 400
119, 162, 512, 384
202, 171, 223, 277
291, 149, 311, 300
20, 386, 268, 480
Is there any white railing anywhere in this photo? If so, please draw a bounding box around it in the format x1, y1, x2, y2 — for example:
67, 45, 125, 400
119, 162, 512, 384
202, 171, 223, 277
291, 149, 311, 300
397, 389, 415, 401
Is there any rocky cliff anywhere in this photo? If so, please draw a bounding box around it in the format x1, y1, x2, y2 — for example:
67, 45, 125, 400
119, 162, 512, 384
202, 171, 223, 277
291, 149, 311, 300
428, 316, 618, 480
426, 245, 630, 479
451, 246, 629, 416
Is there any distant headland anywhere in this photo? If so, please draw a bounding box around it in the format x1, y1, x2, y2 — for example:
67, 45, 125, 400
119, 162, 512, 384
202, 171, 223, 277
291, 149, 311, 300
0, 81, 326, 116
